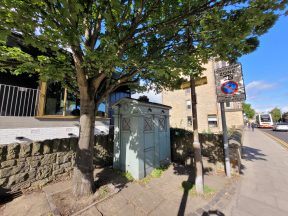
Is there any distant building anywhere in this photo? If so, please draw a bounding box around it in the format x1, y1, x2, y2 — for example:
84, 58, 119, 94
162, 60, 244, 133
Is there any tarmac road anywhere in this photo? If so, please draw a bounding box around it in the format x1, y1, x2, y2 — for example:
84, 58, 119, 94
260, 128, 288, 145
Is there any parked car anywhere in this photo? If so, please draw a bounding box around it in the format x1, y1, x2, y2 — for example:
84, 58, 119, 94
273, 122, 288, 131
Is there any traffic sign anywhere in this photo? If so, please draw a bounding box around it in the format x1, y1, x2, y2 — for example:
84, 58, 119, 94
221, 81, 238, 95
214, 64, 246, 102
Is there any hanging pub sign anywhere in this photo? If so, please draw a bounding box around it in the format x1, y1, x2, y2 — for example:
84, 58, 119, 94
214, 63, 246, 102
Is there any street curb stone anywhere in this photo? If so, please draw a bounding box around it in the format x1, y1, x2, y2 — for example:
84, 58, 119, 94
188, 177, 241, 215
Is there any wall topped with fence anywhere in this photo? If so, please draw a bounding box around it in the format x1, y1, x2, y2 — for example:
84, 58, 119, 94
0, 84, 39, 117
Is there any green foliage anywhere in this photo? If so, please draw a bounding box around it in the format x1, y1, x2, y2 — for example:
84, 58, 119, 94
243, 103, 256, 119
0, 0, 286, 105
270, 107, 282, 122
114, 169, 134, 182
181, 181, 215, 197
140, 165, 169, 184
122, 171, 134, 182
150, 166, 169, 178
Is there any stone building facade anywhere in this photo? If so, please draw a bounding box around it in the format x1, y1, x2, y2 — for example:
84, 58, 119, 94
162, 60, 244, 133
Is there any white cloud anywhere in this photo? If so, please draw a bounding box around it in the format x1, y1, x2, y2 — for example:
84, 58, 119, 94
132, 90, 162, 103
282, 106, 288, 112
255, 107, 274, 113
246, 80, 276, 91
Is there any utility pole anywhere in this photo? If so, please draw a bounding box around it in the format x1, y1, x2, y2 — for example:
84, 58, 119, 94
190, 75, 204, 194
220, 102, 231, 178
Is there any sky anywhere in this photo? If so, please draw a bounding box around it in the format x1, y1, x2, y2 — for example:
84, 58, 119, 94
133, 14, 288, 113
239, 15, 288, 113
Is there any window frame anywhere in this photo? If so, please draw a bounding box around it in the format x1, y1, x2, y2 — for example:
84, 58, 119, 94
186, 100, 191, 109
37, 81, 100, 118
187, 116, 192, 126
208, 114, 218, 128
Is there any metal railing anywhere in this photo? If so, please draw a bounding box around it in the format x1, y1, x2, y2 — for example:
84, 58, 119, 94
0, 84, 39, 116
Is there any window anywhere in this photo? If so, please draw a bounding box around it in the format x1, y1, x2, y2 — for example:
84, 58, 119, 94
225, 102, 231, 108
186, 100, 191, 109
185, 88, 191, 95
144, 117, 153, 131
159, 117, 166, 131
45, 82, 65, 115
187, 116, 192, 126
44, 82, 80, 116
122, 118, 131, 131
41, 81, 108, 117
208, 115, 218, 127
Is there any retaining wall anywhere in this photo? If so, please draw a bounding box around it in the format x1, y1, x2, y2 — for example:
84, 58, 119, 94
170, 128, 243, 173
0, 135, 113, 193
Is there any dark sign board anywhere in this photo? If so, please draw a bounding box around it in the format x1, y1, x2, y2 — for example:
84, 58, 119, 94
214, 64, 246, 102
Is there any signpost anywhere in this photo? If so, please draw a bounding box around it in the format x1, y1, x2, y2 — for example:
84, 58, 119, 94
215, 64, 246, 102
180, 76, 208, 89
214, 63, 246, 178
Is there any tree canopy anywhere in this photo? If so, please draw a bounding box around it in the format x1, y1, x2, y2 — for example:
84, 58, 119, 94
243, 102, 255, 119
1, 0, 287, 103
270, 107, 282, 122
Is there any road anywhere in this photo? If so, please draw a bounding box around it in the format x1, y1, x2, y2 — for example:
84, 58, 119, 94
261, 129, 288, 144
224, 129, 288, 216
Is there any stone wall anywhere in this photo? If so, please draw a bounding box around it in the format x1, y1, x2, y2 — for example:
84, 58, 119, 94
170, 128, 243, 174
0, 135, 113, 193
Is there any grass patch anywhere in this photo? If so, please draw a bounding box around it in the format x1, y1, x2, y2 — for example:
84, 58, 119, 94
139, 165, 169, 184
113, 169, 134, 182
150, 167, 166, 178
122, 171, 134, 181
181, 181, 216, 197
98, 185, 111, 200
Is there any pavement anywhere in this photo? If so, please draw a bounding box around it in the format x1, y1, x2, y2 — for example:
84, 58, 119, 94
224, 128, 288, 216
5, 128, 287, 216
0, 163, 234, 216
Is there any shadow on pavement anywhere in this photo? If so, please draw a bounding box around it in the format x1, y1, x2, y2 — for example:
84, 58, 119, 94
172, 164, 195, 216
240, 146, 267, 173
0, 187, 22, 206
94, 166, 131, 192
241, 146, 267, 162
202, 210, 225, 215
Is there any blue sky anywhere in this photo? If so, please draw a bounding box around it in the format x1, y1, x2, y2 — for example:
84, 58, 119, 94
239, 15, 288, 113
133, 14, 288, 113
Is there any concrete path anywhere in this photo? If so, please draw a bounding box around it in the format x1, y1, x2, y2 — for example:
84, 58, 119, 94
225, 129, 288, 216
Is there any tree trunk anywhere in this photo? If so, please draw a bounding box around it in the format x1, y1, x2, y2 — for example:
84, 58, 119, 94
193, 131, 204, 194
190, 76, 204, 194
72, 95, 95, 197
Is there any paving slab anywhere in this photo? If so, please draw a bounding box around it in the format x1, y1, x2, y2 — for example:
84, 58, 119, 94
0, 192, 51, 216
43, 180, 72, 195
78, 206, 102, 216
224, 129, 288, 216
96, 193, 130, 215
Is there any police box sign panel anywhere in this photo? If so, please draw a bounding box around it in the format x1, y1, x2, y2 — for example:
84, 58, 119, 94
215, 64, 246, 103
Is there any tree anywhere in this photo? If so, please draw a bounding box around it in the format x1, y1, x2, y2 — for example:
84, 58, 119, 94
270, 107, 282, 122
282, 112, 288, 122
1, 0, 286, 197
243, 103, 256, 119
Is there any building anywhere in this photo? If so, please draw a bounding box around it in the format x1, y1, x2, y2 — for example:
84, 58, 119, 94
162, 60, 244, 133
0, 34, 131, 144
